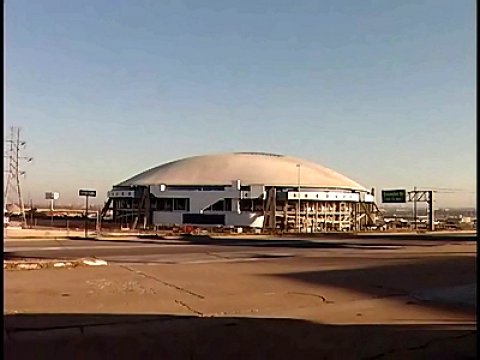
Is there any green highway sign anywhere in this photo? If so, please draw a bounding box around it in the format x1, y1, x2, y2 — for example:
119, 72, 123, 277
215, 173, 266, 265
381, 189, 406, 203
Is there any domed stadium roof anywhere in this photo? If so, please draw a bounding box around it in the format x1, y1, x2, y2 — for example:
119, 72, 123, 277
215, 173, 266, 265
118, 152, 366, 191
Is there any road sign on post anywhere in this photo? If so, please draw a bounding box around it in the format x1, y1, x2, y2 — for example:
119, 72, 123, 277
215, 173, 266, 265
79, 189, 97, 238
381, 189, 406, 203
45, 192, 60, 227
45, 192, 60, 200
79, 190, 96, 197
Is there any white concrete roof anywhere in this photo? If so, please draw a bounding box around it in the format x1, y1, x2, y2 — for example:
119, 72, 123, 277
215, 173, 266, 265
118, 152, 366, 191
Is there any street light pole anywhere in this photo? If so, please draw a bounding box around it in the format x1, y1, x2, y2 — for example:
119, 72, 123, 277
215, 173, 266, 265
297, 164, 301, 232
50, 199, 54, 227
30, 199, 34, 229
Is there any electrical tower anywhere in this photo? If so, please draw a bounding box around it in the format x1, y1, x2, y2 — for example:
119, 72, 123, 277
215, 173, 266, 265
4, 126, 33, 226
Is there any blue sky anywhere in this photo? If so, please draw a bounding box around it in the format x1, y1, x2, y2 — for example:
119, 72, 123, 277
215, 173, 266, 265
5, 0, 476, 207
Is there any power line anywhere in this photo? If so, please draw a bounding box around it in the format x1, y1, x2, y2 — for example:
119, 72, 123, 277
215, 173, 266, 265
415, 187, 474, 194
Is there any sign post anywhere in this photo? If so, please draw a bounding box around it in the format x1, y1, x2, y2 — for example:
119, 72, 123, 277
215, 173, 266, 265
79, 189, 96, 238
45, 192, 59, 227
408, 189, 435, 231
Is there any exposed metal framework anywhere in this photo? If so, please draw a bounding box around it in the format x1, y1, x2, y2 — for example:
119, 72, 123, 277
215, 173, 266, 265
262, 191, 378, 232
102, 184, 379, 233
4, 126, 33, 226
408, 189, 435, 231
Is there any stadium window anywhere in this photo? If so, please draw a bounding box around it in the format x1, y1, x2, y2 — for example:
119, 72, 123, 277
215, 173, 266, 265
150, 198, 157, 210
205, 199, 225, 212
239, 199, 253, 211
174, 198, 190, 211
253, 199, 263, 211
168, 185, 202, 191
158, 198, 173, 211
201, 186, 225, 191
214, 200, 225, 211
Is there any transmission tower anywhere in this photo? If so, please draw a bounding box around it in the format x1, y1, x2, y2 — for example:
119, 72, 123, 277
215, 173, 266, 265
4, 126, 33, 226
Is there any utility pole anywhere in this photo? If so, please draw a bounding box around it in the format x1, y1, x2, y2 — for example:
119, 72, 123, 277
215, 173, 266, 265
296, 164, 301, 233
428, 191, 435, 231
50, 198, 54, 227
30, 199, 34, 229
4, 126, 33, 227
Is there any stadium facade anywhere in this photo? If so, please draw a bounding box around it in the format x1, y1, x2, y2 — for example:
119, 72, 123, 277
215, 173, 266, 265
102, 152, 378, 232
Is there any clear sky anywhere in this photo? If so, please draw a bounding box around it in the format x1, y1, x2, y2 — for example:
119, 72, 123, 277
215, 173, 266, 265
4, 0, 476, 208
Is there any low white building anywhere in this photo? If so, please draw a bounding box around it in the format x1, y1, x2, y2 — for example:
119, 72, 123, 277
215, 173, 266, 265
104, 152, 377, 232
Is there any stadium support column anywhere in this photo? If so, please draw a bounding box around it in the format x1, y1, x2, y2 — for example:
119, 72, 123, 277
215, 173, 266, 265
262, 188, 277, 231
352, 202, 357, 232
143, 186, 151, 229
428, 191, 435, 231
413, 186, 417, 230
282, 201, 288, 232
233, 180, 241, 217
112, 199, 117, 223
268, 188, 276, 230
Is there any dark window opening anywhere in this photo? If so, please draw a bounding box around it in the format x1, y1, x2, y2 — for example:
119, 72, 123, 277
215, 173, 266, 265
174, 198, 190, 211
240, 199, 264, 212
150, 198, 157, 210
157, 198, 190, 212
117, 199, 133, 209
158, 198, 173, 211
167, 186, 202, 191
204, 198, 232, 212
183, 214, 225, 225
253, 199, 264, 211
240, 199, 253, 211
167, 185, 225, 192
202, 186, 225, 191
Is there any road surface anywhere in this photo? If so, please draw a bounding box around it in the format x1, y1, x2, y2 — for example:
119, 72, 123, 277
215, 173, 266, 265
4, 233, 475, 264
4, 233, 476, 359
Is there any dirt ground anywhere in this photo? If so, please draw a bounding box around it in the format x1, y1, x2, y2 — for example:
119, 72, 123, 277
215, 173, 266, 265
4, 240, 477, 359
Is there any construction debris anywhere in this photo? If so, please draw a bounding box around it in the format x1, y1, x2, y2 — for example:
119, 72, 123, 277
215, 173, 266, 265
4, 258, 108, 271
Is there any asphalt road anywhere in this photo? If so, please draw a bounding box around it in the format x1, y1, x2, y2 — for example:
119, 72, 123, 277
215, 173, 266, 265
4, 234, 476, 264
5, 233, 476, 359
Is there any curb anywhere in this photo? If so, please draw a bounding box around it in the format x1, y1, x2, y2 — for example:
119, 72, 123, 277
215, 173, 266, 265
4, 258, 108, 271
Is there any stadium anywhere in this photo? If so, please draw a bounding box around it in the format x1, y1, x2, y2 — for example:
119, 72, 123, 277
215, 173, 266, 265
102, 152, 378, 232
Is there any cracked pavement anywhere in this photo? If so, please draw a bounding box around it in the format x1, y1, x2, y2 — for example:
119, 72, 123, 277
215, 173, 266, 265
4, 235, 476, 359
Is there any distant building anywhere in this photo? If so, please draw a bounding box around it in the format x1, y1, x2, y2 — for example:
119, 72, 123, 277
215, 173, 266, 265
5, 203, 21, 216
